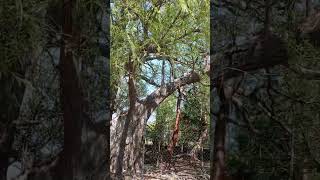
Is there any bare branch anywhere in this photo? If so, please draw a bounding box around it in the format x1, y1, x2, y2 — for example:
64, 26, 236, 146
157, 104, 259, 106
142, 71, 200, 110
290, 65, 320, 80
140, 75, 160, 87
257, 100, 292, 135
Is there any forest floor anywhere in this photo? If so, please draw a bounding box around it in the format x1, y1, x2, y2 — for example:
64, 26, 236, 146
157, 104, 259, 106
141, 158, 210, 180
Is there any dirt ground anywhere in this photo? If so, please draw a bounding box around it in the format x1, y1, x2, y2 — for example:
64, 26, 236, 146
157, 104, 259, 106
117, 157, 210, 180
122, 157, 210, 180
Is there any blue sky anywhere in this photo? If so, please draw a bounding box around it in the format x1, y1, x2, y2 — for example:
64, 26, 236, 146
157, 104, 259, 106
142, 59, 166, 124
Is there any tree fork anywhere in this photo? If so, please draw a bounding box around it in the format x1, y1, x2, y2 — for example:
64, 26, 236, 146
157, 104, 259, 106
110, 71, 200, 175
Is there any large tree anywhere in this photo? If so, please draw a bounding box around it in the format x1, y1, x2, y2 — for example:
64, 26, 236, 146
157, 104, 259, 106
110, 0, 209, 178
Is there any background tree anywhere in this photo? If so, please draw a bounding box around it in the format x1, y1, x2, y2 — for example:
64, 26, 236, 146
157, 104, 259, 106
1, 0, 110, 179
210, 0, 320, 179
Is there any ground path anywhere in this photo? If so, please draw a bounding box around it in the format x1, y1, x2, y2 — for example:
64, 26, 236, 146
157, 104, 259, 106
123, 156, 210, 180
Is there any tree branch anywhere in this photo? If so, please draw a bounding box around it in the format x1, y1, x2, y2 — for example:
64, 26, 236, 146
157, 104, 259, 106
142, 71, 200, 110
140, 75, 160, 87
126, 59, 137, 106
290, 65, 320, 80
257, 100, 292, 135
144, 55, 171, 62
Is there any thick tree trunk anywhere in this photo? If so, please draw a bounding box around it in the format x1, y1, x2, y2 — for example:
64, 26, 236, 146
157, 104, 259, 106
210, 78, 233, 180
56, 0, 83, 179
212, 104, 228, 180
110, 72, 200, 178
110, 104, 148, 178
114, 59, 138, 178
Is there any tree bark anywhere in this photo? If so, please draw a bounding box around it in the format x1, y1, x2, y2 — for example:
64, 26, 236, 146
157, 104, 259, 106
306, 0, 310, 17
167, 88, 183, 167
211, 103, 228, 180
191, 128, 208, 161
56, 0, 83, 179
264, 0, 271, 33
115, 59, 137, 178
210, 78, 232, 180
110, 72, 200, 177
